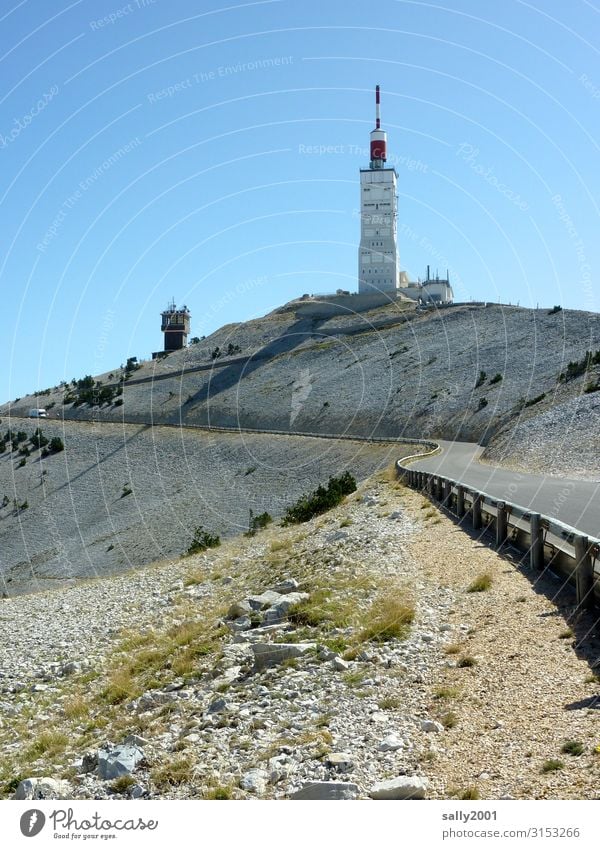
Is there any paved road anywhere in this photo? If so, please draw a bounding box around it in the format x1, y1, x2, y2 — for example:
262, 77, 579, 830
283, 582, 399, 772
408, 440, 600, 540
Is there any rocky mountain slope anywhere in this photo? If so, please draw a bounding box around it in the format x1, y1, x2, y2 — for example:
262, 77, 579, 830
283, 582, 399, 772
2, 472, 599, 801
3, 301, 598, 477
0, 419, 399, 596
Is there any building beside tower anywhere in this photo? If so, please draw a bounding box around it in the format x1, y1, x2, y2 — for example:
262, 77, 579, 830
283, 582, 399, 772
152, 300, 191, 358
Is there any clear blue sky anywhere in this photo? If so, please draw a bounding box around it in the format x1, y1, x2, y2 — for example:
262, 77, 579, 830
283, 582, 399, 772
1, 0, 599, 400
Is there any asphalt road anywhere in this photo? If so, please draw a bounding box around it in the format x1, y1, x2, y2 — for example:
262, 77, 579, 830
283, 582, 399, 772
409, 440, 600, 540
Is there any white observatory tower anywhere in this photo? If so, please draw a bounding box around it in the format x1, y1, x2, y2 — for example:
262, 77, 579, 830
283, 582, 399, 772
358, 86, 400, 294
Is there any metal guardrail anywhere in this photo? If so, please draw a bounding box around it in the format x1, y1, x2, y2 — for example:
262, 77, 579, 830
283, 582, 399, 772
395, 460, 600, 611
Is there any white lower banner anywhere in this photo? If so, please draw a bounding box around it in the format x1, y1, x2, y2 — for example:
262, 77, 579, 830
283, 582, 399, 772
0, 800, 597, 848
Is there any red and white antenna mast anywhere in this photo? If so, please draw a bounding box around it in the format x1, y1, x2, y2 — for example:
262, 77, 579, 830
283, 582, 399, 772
370, 84, 387, 168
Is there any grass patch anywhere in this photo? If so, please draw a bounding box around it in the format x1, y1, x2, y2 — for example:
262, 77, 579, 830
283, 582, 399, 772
559, 628, 573, 639
541, 759, 564, 773
467, 573, 492, 593
269, 538, 292, 553
358, 591, 415, 643
110, 775, 136, 794
561, 740, 584, 757
204, 785, 233, 800
151, 757, 194, 790
288, 587, 353, 629
444, 643, 462, 655
457, 656, 477, 668
26, 730, 69, 760
63, 696, 89, 720
378, 695, 401, 710
441, 711, 458, 729
434, 686, 460, 701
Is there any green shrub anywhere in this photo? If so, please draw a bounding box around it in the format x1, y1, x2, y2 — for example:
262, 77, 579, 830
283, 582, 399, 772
282, 472, 357, 524
245, 510, 273, 536
477, 397, 488, 410
186, 526, 221, 555
30, 429, 49, 449
49, 436, 64, 453
489, 373, 503, 385
524, 393, 546, 407
541, 759, 564, 773
548, 305, 562, 315
475, 370, 486, 388
559, 350, 600, 382
561, 740, 584, 756
467, 572, 492, 592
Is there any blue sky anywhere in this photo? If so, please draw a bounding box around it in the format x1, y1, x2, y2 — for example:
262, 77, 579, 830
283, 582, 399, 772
1, 0, 599, 400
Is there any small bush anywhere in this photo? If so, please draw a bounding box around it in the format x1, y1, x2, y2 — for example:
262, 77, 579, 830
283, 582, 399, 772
489, 373, 503, 385
457, 656, 477, 668
121, 484, 132, 498
524, 393, 546, 407
17, 458, 26, 468
548, 305, 562, 315
204, 785, 233, 800
434, 686, 460, 701
151, 757, 193, 790
541, 759, 564, 773
477, 397, 488, 410
110, 775, 136, 794
49, 436, 64, 453
559, 628, 573, 639
186, 526, 221, 555
245, 510, 272, 536
282, 471, 357, 525
561, 740, 584, 756
475, 370, 486, 388
441, 711, 458, 729
467, 572, 493, 593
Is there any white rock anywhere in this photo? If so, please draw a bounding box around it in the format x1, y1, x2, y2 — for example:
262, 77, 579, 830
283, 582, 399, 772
272, 578, 299, 594
289, 781, 360, 800
14, 778, 72, 800
240, 768, 268, 795
251, 642, 315, 669
378, 734, 404, 752
326, 752, 354, 772
332, 656, 350, 671
420, 719, 443, 733
370, 776, 428, 800
97, 744, 145, 780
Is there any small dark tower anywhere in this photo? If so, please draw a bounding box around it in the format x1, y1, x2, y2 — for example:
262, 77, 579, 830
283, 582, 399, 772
160, 299, 190, 351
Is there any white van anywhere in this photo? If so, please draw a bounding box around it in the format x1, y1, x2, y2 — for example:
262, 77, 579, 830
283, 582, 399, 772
28, 409, 48, 418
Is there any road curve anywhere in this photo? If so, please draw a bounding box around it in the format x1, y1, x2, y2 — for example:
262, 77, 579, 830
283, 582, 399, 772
408, 440, 600, 539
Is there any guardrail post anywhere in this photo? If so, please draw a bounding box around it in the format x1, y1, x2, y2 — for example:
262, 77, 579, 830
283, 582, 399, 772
496, 502, 508, 548
456, 485, 465, 518
435, 476, 443, 502
530, 513, 544, 570
427, 474, 434, 498
574, 535, 595, 610
443, 478, 451, 505
472, 494, 482, 530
